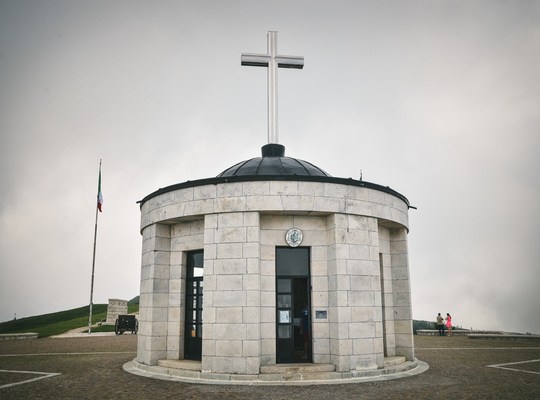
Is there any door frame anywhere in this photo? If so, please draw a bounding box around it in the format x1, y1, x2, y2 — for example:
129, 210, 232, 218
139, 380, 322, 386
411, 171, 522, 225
184, 250, 204, 361
275, 247, 312, 364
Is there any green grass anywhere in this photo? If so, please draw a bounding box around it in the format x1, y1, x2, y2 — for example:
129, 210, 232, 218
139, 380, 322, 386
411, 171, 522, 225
413, 319, 436, 333
0, 297, 140, 338
90, 324, 116, 333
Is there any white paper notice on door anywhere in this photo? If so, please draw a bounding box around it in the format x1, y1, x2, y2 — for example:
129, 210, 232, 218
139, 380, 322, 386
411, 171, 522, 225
279, 310, 290, 323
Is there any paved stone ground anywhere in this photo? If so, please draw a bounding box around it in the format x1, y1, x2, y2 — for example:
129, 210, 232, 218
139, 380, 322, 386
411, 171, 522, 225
0, 335, 539, 399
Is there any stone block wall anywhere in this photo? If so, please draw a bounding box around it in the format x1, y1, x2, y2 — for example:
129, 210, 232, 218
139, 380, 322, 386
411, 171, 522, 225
327, 213, 384, 371
378, 226, 397, 357
168, 219, 203, 360
137, 180, 413, 372
106, 299, 128, 324
202, 211, 261, 375
259, 214, 329, 366
390, 228, 414, 361
137, 223, 171, 366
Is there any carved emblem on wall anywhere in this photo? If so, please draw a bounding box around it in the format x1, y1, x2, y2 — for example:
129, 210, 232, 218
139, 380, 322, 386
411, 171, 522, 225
285, 227, 303, 247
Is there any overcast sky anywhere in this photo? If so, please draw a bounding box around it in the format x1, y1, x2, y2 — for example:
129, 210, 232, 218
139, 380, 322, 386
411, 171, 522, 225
1, 1, 539, 334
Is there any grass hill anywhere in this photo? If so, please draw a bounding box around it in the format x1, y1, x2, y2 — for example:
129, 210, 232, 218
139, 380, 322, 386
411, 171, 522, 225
413, 319, 435, 333
0, 297, 140, 338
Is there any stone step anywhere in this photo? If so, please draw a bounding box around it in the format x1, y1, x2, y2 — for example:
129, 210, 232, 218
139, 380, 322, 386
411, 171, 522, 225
384, 356, 406, 367
128, 358, 424, 384
158, 359, 201, 371
260, 363, 336, 374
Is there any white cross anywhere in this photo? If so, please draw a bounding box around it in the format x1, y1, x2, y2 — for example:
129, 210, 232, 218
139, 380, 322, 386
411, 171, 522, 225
241, 31, 304, 144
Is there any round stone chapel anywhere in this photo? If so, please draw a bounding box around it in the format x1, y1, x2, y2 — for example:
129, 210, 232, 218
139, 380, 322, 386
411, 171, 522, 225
129, 142, 421, 383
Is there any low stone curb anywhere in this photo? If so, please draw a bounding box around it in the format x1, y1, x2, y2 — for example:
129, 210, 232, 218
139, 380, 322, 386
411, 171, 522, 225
50, 332, 118, 338
124, 358, 429, 386
468, 334, 540, 340
0, 332, 39, 341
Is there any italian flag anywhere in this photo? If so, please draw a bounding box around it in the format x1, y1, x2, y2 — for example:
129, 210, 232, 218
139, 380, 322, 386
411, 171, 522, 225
97, 168, 103, 212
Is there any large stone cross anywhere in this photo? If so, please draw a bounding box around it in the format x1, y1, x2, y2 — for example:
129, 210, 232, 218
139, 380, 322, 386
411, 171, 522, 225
241, 31, 304, 144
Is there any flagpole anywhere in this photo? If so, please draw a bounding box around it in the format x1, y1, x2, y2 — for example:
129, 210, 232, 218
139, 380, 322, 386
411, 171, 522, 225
88, 159, 102, 334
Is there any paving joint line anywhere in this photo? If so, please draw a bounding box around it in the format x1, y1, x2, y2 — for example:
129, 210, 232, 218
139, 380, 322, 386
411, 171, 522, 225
0, 369, 61, 389
487, 358, 540, 376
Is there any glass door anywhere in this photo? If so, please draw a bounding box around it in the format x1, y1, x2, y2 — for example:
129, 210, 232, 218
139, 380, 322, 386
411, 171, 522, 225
184, 250, 203, 360
276, 277, 294, 363
276, 247, 311, 363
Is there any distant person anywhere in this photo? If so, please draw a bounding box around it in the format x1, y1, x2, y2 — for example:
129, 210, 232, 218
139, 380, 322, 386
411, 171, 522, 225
436, 313, 445, 336
445, 313, 452, 336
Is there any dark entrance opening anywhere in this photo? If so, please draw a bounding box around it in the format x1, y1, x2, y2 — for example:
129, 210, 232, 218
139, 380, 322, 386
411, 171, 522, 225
276, 247, 311, 363
184, 250, 203, 360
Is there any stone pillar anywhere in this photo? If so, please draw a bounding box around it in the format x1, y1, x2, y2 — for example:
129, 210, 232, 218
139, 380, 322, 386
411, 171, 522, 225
390, 228, 415, 361
327, 214, 384, 372
202, 212, 261, 375
378, 226, 397, 357
347, 214, 384, 370
167, 219, 204, 360
310, 238, 330, 365
137, 223, 171, 366
259, 215, 278, 367
327, 213, 351, 372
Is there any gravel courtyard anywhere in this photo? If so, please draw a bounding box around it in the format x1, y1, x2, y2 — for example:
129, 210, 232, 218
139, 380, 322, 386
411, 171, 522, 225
1, 335, 539, 399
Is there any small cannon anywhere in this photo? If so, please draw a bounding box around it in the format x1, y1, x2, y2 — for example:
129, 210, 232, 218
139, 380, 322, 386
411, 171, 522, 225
115, 315, 138, 335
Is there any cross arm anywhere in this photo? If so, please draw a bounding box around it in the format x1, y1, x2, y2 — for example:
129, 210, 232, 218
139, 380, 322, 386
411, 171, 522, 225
241, 53, 304, 69
241, 53, 270, 67
276, 56, 304, 69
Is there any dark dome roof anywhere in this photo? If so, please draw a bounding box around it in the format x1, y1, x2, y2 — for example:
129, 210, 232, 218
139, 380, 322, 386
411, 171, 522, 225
139, 143, 411, 209
218, 144, 331, 178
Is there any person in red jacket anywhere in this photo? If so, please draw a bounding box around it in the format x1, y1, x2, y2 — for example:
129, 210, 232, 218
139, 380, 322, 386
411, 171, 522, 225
445, 313, 453, 336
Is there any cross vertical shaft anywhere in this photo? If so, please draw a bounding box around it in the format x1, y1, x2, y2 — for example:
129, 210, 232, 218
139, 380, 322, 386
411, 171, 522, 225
241, 31, 304, 144
267, 31, 278, 143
